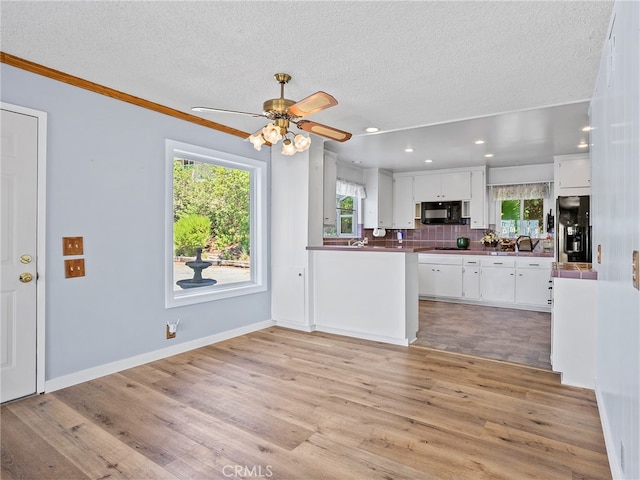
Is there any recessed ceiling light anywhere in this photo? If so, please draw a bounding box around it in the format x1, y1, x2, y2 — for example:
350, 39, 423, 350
582, 126, 591, 132
424, 159, 433, 163
474, 140, 485, 145
405, 147, 414, 153
578, 142, 589, 148
365, 127, 380, 133
484, 153, 494, 158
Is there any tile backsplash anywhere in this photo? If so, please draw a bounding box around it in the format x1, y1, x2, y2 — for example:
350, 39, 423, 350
324, 222, 548, 253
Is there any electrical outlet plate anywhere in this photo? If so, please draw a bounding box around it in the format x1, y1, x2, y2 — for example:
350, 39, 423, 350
166, 325, 176, 339
63, 236, 84, 256
64, 258, 85, 278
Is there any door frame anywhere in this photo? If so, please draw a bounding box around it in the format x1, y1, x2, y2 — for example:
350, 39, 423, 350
2, 102, 47, 395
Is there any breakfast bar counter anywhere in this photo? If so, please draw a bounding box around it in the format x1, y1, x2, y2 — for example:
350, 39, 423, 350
307, 247, 418, 345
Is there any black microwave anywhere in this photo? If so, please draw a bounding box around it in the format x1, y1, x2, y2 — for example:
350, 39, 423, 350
420, 201, 465, 224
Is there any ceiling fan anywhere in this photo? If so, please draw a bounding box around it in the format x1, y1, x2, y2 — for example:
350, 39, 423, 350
192, 73, 352, 155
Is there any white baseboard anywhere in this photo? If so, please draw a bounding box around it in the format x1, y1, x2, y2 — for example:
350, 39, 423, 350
44, 319, 275, 393
273, 319, 314, 332
595, 386, 621, 480
314, 325, 409, 346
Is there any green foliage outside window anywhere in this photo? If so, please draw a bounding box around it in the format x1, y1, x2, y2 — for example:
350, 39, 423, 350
173, 160, 250, 258
500, 198, 544, 237
173, 214, 212, 256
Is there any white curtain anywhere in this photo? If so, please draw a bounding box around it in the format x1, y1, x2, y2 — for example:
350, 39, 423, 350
336, 178, 367, 198
490, 182, 550, 200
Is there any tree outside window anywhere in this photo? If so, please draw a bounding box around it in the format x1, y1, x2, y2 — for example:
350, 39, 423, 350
166, 139, 267, 308
500, 198, 544, 237
323, 195, 358, 238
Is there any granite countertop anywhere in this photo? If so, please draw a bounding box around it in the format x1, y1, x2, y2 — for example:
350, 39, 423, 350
552, 262, 598, 280
307, 245, 432, 253
309, 245, 554, 256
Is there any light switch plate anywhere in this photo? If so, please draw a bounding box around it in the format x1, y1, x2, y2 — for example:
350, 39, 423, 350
63, 237, 84, 256
65, 258, 85, 278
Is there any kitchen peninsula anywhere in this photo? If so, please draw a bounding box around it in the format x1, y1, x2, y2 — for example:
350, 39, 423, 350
307, 246, 424, 345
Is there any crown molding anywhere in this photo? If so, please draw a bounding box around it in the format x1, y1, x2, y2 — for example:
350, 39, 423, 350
0, 52, 249, 140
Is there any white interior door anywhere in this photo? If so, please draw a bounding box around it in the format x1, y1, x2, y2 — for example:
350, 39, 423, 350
1, 108, 39, 402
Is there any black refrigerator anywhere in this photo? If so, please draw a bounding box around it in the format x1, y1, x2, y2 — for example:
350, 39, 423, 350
556, 195, 591, 263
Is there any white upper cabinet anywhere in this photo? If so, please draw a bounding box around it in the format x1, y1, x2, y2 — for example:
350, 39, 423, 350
363, 168, 393, 228
323, 152, 337, 226
468, 168, 487, 229
414, 171, 471, 202
392, 175, 415, 229
554, 154, 590, 196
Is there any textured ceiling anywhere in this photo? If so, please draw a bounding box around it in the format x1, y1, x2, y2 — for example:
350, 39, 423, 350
1, 1, 613, 171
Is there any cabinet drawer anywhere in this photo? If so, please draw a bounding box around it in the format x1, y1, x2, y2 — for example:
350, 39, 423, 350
463, 258, 481, 266
480, 258, 515, 268
515, 258, 552, 269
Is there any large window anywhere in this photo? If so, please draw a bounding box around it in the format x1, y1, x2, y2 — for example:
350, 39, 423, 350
500, 198, 544, 237
323, 195, 358, 238
165, 140, 267, 308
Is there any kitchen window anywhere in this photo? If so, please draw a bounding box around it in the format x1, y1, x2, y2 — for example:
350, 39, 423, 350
324, 195, 359, 238
165, 139, 267, 308
500, 198, 544, 237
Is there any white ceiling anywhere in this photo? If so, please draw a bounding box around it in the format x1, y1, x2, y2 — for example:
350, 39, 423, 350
1, 1, 613, 172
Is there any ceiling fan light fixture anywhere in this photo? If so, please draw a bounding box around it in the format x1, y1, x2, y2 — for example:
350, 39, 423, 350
249, 131, 266, 151
281, 138, 297, 156
262, 123, 283, 143
294, 134, 311, 152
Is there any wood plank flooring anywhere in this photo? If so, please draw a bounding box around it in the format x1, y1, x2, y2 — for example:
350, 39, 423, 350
415, 300, 552, 370
2, 327, 610, 479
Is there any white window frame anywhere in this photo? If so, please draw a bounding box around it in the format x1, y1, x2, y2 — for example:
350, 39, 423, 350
494, 197, 552, 237
165, 139, 267, 308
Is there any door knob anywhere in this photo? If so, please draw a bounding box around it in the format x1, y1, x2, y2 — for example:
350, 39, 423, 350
19, 272, 33, 283
20, 254, 32, 264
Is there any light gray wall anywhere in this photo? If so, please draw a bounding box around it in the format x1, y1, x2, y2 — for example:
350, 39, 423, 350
590, 2, 639, 478
1, 64, 271, 381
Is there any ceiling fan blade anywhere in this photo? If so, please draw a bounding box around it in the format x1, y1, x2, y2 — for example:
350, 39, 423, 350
288, 92, 338, 118
296, 120, 352, 142
192, 106, 266, 118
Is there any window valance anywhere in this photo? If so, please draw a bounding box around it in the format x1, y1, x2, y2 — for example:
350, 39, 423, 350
336, 178, 367, 198
490, 182, 550, 201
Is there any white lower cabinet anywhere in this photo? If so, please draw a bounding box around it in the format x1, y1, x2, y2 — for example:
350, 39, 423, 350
418, 256, 463, 298
419, 254, 551, 311
515, 259, 553, 307
462, 259, 480, 300
480, 258, 516, 304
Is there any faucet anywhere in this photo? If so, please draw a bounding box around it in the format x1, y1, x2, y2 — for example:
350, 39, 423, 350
348, 237, 368, 247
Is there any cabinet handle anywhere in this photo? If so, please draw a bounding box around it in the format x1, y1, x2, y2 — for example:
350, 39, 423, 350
467, 261, 477, 264
494, 262, 503, 265
510, 273, 514, 276
529, 263, 540, 266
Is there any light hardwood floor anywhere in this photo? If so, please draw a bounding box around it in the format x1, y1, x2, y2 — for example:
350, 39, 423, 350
415, 300, 552, 370
2, 327, 609, 479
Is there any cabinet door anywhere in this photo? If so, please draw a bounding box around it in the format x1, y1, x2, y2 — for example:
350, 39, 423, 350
516, 268, 552, 307
558, 158, 590, 189
418, 264, 463, 297
462, 264, 481, 300
378, 171, 394, 227
480, 267, 515, 303
413, 174, 442, 202
441, 172, 471, 200
392, 176, 415, 229
469, 169, 486, 229
418, 263, 437, 296
323, 153, 337, 225
436, 265, 463, 298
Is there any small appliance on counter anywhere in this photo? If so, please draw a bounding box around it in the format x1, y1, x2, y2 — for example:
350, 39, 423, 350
456, 237, 470, 249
